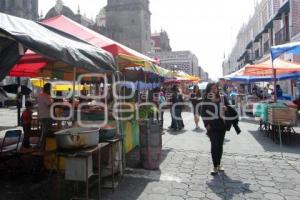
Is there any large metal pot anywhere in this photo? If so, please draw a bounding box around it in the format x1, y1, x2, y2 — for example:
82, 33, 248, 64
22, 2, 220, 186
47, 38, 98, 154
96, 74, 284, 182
54, 127, 100, 150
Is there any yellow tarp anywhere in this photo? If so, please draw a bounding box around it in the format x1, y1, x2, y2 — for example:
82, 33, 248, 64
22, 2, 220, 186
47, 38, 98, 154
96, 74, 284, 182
31, 78, 89, 91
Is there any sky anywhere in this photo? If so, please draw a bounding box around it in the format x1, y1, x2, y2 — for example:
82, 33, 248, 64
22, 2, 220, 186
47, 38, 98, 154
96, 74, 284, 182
39, 0, 258, 80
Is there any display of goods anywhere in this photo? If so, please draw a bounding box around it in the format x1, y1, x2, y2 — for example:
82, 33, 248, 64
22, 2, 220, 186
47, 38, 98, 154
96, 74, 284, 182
268, 106, 298, 126
54, 127, 100, 150
254, 103, 268, 122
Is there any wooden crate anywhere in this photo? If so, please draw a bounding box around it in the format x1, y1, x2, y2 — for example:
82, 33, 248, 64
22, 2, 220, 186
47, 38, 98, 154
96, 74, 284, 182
268, 107, 298, 126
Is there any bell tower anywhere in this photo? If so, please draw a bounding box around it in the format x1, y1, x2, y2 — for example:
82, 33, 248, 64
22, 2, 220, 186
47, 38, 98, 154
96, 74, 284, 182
105, 0, 151, 54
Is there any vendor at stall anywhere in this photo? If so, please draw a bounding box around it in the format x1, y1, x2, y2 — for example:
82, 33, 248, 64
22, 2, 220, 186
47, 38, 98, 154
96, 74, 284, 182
37, 83, 53, 148
276, 84, 283, 98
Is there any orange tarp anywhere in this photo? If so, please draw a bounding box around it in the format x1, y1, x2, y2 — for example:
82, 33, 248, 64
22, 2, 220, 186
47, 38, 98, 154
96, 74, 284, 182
244, 59, 300, 76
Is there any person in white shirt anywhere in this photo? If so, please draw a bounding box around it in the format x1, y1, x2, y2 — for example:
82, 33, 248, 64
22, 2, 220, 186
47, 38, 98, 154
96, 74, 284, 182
37, 83, 53, 148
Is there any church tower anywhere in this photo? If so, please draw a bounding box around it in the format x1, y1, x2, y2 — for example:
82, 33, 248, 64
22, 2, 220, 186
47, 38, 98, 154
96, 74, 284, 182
0, 0, 39, 21
105, 0, 151, 54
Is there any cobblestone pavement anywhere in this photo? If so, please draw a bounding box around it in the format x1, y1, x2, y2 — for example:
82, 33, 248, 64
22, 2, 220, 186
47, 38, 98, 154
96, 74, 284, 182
103, 149, 300, 200
102, 112, 300, 200
1, 109, 300, 199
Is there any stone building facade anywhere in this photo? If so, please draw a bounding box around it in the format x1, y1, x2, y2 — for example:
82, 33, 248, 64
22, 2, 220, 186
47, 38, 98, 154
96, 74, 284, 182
105, 0, 152, 54
148, 51, 204, 77
151, 31, 172, 53
44, 0, 94, 29
223, 0, 300, 76
0, 0, 39, 21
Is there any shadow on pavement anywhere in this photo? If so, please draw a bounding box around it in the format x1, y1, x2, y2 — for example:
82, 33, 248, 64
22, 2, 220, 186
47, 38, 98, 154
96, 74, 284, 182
240, 117, 259, 125
166, 128, 187, 135
103, 149, 173, 199
207, 173, 252, 200
248, 129, 300, 155
192, 128, 206, 133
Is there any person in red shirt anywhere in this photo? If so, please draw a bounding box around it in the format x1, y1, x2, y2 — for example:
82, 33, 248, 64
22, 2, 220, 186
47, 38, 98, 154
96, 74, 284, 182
21, 101, 33, 148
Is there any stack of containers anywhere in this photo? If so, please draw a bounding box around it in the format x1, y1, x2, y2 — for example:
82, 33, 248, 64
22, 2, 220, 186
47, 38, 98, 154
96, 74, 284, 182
139, 119, 162, 170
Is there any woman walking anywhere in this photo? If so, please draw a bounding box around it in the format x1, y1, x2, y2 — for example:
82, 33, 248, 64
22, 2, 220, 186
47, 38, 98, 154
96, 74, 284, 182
201, 83, 229, 175
190, 85, 202, 130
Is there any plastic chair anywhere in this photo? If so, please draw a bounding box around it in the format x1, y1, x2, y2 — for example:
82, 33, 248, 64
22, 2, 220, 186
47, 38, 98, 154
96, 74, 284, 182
0, 129, 24, 165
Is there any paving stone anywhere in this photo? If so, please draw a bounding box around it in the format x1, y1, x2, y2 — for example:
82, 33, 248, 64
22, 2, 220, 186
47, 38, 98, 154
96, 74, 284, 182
242, 192, 264, 199
273, 177, 292, 183
165, 196, 184, 200
205, 193, 224, 200
280, 189, 300, 196
224, 182, 243, 189
205, 186, 225, 194
188, 184, 207, 191
258, 180, 276, 187
270, 173, 286, 178
264, 193, 285, 200
151, 186, 169, 194
285, 196, 300, 200
253, 171, 269, 176
255, 175, 273, 181
275, 182, 296, 190
224, 187, 244, 194
261, 186, 280, 193
145, 194, 166, 200
172, 182, 189, 189
170, 188, 186, 196
187, 190, 205, 198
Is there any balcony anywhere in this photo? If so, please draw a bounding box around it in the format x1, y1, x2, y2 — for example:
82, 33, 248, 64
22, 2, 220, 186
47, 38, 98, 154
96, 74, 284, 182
245, 53, 255, 64
263, 40, 270, 54
275, 26, 291, 45
255, 50, 261, 60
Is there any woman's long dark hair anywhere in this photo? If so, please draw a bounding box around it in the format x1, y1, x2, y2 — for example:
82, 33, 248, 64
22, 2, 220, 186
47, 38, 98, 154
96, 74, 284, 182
204, 82, 220, 100
193, 85, 201, 97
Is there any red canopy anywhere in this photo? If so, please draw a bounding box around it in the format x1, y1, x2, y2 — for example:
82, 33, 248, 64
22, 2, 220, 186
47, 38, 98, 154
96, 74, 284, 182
9, 53, 48, 77
41, 15, 154, 62
9, 15, 154, 78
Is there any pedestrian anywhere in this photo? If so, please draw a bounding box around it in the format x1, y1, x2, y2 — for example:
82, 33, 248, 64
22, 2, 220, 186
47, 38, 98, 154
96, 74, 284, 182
276, 84, 283, 98
158, 88, 166, 132
201, 82, 229, 175
37, 83, 53, 148
169, 85, 184, 131
176, 88, 184, 130
21, 101, 33, 148
190, 85, 202, 130
169, 85, 178, 130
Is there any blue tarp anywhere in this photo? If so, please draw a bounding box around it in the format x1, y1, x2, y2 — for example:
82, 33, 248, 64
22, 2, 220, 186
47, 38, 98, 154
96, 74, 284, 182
271, 41, 300, 60
229, 72, 300, 83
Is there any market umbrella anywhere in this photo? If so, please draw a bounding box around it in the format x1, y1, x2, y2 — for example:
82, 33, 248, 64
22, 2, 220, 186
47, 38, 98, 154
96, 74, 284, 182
3, 84, 32, 95
270, 41, 300, 158
243, 59, 300, 76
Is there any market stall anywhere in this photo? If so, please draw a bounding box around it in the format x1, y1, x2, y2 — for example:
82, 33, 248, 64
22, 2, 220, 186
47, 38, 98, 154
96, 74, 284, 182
0, 13, 121, 176
39, 15, 161, 156
254, 101, 297, 143
225, 44, 300, 154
